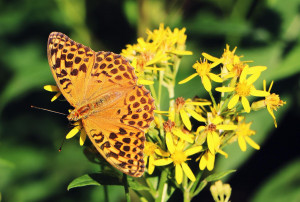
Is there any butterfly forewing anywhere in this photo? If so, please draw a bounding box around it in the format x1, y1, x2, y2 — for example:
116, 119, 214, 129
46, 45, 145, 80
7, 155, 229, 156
47, 32, 95, 107
47, 32, 155, 177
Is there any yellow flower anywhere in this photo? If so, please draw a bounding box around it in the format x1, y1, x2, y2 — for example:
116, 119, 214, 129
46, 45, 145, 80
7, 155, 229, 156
146, 23, 192, 56
234, 118, 259, 151
203, 45, 267, 79
179, 59, 223, 92
144, 141, 169, 175
44, 85, 62, 102
251, 80, 286, 128
122, 23, 192, 85
202, 44, 238, 69
210, 180, 232, 202
175, 97, 210, 131
196, 113, 237, 155
66, 121, 87, 146
154, 139, 203, 184
216, 66, 269, 113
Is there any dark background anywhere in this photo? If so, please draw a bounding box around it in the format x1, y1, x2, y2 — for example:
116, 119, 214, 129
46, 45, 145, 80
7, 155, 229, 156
0, 0, 299, 201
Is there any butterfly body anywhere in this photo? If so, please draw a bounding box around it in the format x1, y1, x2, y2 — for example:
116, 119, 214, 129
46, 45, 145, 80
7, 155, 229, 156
68, 91, 124, 121
47, 32, 155, 177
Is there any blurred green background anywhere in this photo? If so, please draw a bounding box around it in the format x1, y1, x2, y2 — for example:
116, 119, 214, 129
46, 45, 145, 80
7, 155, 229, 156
0, 0, 299, 201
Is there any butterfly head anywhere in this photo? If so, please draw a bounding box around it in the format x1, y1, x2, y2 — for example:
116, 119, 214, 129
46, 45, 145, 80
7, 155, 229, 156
67, 109, 80, 121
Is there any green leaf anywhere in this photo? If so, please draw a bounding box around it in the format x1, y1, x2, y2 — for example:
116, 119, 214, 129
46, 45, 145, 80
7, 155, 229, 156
127, 177, 149, 191
252, 159, 300, 202
67, 172, 122, 190
205, 170, 236, 182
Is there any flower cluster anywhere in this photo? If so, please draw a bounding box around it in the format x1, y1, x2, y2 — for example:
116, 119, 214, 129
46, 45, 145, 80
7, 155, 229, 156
136, 34, 285, 200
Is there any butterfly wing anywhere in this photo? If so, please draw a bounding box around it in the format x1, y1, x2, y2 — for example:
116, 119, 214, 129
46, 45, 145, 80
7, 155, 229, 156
82, 85, 155, 177
47, 32, 95, 107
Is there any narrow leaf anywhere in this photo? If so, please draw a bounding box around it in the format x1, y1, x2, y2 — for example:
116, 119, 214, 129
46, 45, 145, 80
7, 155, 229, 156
205, 170, 236, 182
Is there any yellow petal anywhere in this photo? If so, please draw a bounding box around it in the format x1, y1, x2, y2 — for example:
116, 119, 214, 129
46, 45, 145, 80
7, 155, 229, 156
247, 66, 267, 74
247, 73, 260, 85
245, 136, 260, 150
173, 128, 194, 143
267, 105, 277, 128
199, 153, 208, 170
250, 89, 270, 97
166, 132, 175, 153
66, 126, 80, 139
181, 162, 196, 181
202, 75, 212, 92
44, 85, 59, 92
196, 126, 206, 134
238, 136, 247, 151
155, 148, 170, 157
178, 73, 198, 84
170, 50, 193, 55
144, 156, 148, 166
184, 146, 203, 156
215, 87, 235, 92
212, 116, 223, 125
228, 94, 239, 109
138, 79, 154, 85
175, 164, 183, 184
180, 109, 192, 131
186, 108, 206, 123
240, 66, 249, 82
241, 96, 251, 113
217, 149, 228, 158
207, 151, 215, 171
51, 92, 62, 102
208, 73, 223, 83
207, 132, 215, 154
186, 101, 211, 106
154, 158, 173, 166
79, 128, 87, 146
202, 52, 221, 63
148, 155, 155, 174
268, 80, 274, 92
212, 132, 220, 150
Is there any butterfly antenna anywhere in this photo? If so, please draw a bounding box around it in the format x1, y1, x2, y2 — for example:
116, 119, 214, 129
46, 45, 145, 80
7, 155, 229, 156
58, 138, 66, 152
30, 105, 67, 116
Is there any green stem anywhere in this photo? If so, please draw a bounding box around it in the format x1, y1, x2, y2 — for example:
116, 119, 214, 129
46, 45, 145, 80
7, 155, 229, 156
123, 174, 131, 202
190, 170, 203, 194
104, 185, 109, 202
182, 176, 191, 202
208, 90, 217, 109
155, 168, 169, 202
144, 177, 157, 198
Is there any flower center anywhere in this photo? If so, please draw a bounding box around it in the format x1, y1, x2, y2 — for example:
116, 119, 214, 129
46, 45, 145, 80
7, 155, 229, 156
235, 81, 251, 97
207, 123, 216, 132
171, 150, 187, 165
265, 93, 284, 110
232, 62, 245, 77
175, 97, 186, 111
193, 60, 211, 77
236, 122, 255, 137
144, 142, 157, 156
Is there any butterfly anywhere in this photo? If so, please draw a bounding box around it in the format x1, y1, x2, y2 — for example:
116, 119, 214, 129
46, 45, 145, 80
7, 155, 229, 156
47, 32, 155, 177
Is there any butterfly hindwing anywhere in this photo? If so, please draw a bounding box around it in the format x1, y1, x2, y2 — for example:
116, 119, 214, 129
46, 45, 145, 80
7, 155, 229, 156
82, 85, 155, 177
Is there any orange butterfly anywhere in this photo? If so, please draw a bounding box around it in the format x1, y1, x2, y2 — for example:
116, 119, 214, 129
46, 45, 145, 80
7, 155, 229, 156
47, 32, 155, 177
